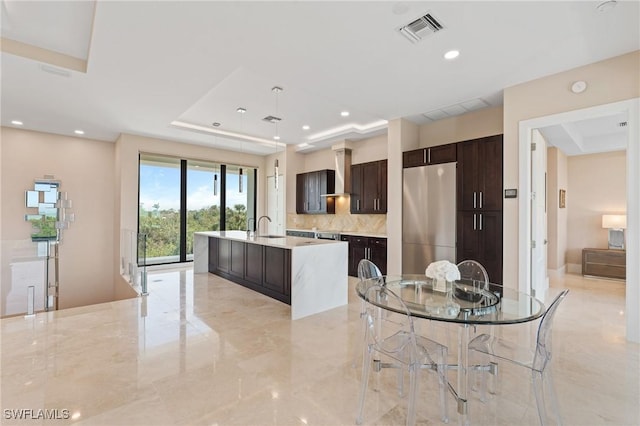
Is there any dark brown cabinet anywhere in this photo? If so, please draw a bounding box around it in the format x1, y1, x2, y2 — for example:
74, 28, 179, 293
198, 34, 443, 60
230, 240, 245, 279
456, 134, 503, 284
351, 160, 387, 214
264, 246, 291, 295
403, 143, 457, 168
456, 211, 503, 284
457, 135, 503, 212
296, 169, 335, 214
245, 243, 264, 285
342, 235, 387, 277
208, 237, 291, 304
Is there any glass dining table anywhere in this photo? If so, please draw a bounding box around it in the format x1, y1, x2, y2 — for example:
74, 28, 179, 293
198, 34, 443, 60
356, 275, 545, 425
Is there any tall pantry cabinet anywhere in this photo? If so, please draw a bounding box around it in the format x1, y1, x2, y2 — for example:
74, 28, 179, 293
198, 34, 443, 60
456, 135, 503, 284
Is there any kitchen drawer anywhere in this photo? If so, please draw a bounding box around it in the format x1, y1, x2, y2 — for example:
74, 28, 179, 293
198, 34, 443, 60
369, 238, 387, 248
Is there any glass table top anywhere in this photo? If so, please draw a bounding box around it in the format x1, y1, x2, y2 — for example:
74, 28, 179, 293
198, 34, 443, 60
356, 275, 545, 325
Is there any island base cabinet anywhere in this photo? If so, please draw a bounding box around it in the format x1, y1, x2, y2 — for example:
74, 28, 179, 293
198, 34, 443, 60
230, 240, 245, 279
264, 246, 291, 296
245, 243, 264, 285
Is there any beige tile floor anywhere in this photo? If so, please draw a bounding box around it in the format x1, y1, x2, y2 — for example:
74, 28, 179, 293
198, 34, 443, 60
1, 268, 638, 425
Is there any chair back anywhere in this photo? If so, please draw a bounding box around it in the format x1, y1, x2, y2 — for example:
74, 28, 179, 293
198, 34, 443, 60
358, 259, 382, 280
457, 260, 489, 289
362, 283, 417, 360
533, 289, 569, 372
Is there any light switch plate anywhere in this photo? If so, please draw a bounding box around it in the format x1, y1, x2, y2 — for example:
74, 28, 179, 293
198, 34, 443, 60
504, 189, 517, 198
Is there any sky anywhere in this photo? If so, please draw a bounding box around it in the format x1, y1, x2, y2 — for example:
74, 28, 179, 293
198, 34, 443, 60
139, 164, 248, 211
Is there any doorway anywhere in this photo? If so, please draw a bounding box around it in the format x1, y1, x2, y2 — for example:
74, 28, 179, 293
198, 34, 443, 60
518, 98, 639, 343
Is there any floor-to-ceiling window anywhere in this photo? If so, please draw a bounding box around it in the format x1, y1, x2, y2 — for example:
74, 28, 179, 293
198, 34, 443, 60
138, 155, 182, 264
139, 154, 256, 265
186, 160, 221, 260
224, 165, 256, 231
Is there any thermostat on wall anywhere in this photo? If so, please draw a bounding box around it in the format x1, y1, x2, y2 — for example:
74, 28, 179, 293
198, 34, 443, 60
504, 189, 517, 198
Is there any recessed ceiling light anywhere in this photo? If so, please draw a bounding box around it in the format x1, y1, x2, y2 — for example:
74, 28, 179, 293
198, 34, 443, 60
236, 107, 246, 114
571, 81, 587, 94
11, 120, 23, 125
596, 0, 617, 13
212, 122, 221, 127
273, 135, 281, 140
341, 111, 350, 117
74, 130, 85, 135
302, 125, 310, 130
444, 50, 460, 60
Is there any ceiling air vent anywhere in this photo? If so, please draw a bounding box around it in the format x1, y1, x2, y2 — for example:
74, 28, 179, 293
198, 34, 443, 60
398, 13, 444, 43
262, 115, 282, 124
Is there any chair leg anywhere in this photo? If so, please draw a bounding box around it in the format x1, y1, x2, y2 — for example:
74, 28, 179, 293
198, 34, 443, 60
356, 346, 373, 425
437, 347, 449, 423
545, 370, 563, 426
532, 369, 563, 426
352, 299, 368, 369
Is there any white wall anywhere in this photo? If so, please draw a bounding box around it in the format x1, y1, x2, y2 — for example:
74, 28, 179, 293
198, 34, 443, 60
566, 151, 626, 268
547, 146, 569, 272
1, 127, 116, 310
504, 50, 639, 289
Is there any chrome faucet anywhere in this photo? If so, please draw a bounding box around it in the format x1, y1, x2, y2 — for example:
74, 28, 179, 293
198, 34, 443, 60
247, 217, 256, 238
257, 215, 271, 237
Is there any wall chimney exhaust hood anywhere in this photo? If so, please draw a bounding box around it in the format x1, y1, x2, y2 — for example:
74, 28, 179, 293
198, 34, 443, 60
321, 147, 351, 197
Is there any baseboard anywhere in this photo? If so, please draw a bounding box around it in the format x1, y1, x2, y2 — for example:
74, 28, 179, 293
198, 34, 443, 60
547, 266, 567, 278
567, 263, 582, 274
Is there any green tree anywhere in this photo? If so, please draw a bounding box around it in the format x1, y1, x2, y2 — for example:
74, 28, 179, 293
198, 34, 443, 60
225, 204, 247, 231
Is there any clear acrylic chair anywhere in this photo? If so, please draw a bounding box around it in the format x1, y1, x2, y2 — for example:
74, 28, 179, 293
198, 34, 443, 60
468, 289, 569, 425
356, 282, 449, 425
354, 259, 384, 367
358, 258, 383, 281
457, 259, 490, 289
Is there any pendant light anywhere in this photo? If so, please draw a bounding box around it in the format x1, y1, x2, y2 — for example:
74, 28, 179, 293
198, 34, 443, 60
237, 107, 246, 193
272, 86, 283, 190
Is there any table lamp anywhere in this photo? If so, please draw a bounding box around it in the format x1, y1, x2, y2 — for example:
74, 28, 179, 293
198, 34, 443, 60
602, 214, 626, 250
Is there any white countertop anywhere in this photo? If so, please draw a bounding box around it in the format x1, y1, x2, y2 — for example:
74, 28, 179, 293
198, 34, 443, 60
195, 231, 344, 249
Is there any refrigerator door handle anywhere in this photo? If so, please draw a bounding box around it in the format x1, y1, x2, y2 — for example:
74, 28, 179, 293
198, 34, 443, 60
473, 192, 477, 208
480, 192, 483, 208
473, 213, 477, 230
428, 148, 431, 163
480, 214, 483, 231
423, 149, 427, 164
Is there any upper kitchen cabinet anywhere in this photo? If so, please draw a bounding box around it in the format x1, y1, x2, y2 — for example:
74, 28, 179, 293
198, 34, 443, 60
296, 169, 335, 214
351, 159, 387, 214
457, 135, 503, 212
403, 143, 457, 168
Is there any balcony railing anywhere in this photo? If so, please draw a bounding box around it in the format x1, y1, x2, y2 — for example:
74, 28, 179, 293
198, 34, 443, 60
120, 230, 148, 295
1, 239, 58, 318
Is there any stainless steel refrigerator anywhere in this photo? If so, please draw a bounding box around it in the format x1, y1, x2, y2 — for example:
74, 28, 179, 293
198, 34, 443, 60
402, 162, 456, 274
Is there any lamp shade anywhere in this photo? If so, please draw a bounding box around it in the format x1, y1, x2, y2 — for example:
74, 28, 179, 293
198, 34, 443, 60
602, 214, 626, 229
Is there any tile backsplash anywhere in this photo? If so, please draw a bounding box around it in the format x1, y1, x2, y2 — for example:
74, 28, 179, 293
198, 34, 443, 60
287, 196, 387, 235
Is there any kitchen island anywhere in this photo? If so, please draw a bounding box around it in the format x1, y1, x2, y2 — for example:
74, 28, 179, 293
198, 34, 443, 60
193, 231, 348, 320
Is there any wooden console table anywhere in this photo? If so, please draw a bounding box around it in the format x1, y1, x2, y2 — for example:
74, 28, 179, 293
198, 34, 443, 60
582, 248, 626, 280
